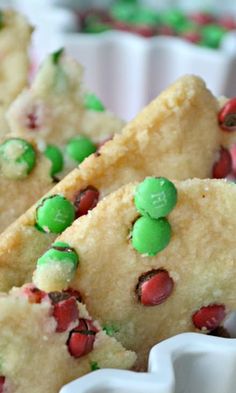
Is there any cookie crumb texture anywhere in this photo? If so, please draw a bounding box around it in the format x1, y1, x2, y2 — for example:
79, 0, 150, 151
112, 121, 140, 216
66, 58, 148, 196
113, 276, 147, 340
0, 286, 135, 393
0, 138, 52, 233
48, 178, 236, 369
0, 76, 235, 291
0, 10, 31, 105
6, 51, 124, 147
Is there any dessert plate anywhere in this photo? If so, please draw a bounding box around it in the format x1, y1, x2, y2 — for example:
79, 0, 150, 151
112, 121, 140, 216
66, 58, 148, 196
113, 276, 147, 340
60, 332, 236, 393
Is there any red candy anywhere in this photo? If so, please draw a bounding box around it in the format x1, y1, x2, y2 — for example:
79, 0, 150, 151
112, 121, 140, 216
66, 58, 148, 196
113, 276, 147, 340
189, 12, 215, 25
27, 112, 38, 130
212, 147, 232, 178
182, 31, 201, 44
158, 25, 175, 36
22, 284, 47, 304
67, 318, 98, 358
192, 304, 226, 330
136, 269, 174, 306
218, 16, 236, 30
0, 376, 5, 393
63, 288, 83, 303
218, 98, 236, 132
74, 186, 99, 218
52, 297, 79, 333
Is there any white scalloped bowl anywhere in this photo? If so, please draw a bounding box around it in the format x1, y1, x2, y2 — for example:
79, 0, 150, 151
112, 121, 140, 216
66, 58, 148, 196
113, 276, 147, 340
12, 0, 236, 120
60, 333, 236, 393
54, 30, 236, 120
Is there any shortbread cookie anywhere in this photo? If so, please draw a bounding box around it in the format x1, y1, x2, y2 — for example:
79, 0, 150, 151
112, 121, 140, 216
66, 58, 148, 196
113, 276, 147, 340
0, 75, 235, 291
33, 177, 236, 369
0, 9, 32, 134
0, 9, 31, 106
0, 284, 135, 393
7, 49, 124, 147
0, 136, 53, 231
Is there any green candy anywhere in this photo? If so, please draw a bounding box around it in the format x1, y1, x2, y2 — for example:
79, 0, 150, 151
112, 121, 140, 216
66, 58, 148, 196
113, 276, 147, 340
161, 9, 187, 30
0, 138, 36, 179
134, 177, 177, 219
37, 241, 79, 270
90, 361, 100, 371
128, 7, 160, 26
103, 324, 119, 336
111, 2, 137, 23
200, 24, 226, 49
0, 11, 4, 29
66, 136, 97, 163
131, 216, 171, 256
84, 15, 111, 34
51, 48, 64, 65
36, 195, 75, 233
44, 144, 64, 176
84, 22, 111, 34
84, 93, 105, 112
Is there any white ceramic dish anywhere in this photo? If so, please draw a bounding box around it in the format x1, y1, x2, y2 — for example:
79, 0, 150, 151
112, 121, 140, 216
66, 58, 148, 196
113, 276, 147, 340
10, 0, 236, 120
59, 332, 236, 393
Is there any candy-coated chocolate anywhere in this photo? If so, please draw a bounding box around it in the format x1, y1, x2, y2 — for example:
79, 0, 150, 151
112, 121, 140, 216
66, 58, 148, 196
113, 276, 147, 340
52, 297, 79, 332
35, 242, 79, 292
44, 144, 64, 176
37, 241, 79, 269
90, 361, 100, 371
63, 288, 83, 302
0, 138, 36, 179
66, 136, 97, 163
84, 93, 105, 112
128, 7, 160, 27
212, 147, 232, 178
131, 216, 171, 256
134, 177, 177, 218
67, 318, 98, 358
218, 98, 236, 132
0, 376, 5, 393
78, 5, 236, 49
74, 186, 99, 218
192, 304, 226, 330
189, 12, 215, 26
136, 269, 174, 306
22, 284, 47, 304
36, 196, 75, 233
161, 9, 187, 30
200, 24, 226, 48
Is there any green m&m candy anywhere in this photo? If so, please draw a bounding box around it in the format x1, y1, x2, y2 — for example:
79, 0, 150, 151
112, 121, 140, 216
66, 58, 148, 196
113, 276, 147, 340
131, 216, 171, 256
36, 195, 75, 233
66, 136, 96, 164
34, 241, 79, 291
0, 138, 36, 179
37, 242, 78, 269
84, 93, 105, 112
129, 7, 160, 26
44, 144, 64, 176
161, 9, 187, 30
201, 24, 226, 49
134, 177, 177, 219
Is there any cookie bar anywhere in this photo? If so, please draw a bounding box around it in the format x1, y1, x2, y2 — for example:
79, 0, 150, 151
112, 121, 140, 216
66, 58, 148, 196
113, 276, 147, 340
0, 9, 31, 106
0, 75, 235, 292
0, 9, 32, 134
0, 136, 53, 232
0, 284, 135, 393
33, 177, 236, 369
6, 48, 124, 147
